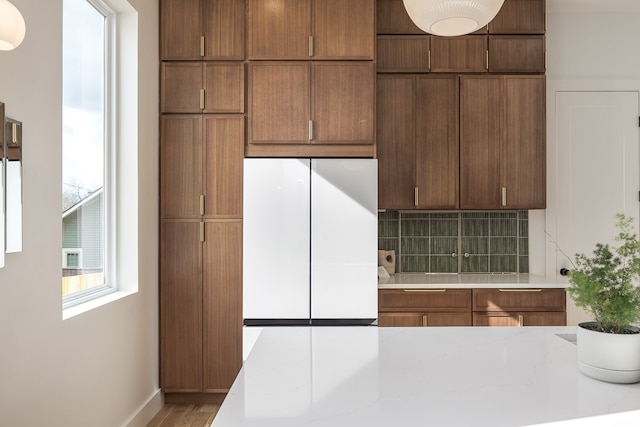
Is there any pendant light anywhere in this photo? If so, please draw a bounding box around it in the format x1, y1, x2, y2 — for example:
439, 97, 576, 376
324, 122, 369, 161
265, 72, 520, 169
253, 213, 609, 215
0, 0, 26, 51
403, 0, 505, 37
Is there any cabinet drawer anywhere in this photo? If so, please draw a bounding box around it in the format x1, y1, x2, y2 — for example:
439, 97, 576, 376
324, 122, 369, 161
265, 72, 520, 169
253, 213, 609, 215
473, 311, 567, 327
430, 35, 487, 73
379, 289, 472, 312
379, 312, 472, 327
473, 288, 566, 312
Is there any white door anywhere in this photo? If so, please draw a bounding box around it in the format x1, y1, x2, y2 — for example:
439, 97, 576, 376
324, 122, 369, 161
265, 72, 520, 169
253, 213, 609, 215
554, 91, 639, 323
311, 159, 378, 320
243, 159, 311, 320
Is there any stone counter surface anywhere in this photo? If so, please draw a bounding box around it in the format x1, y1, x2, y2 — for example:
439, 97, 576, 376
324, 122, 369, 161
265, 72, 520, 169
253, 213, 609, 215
378, 273, 568, 289
214, 326, 640, 427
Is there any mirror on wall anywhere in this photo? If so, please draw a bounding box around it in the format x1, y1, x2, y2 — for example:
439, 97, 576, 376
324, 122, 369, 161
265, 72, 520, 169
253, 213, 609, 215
5, 117, 22, 253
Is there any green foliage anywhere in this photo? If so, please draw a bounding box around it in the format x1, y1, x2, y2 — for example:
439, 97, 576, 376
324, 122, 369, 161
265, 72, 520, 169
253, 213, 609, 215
567, 214, 640, 334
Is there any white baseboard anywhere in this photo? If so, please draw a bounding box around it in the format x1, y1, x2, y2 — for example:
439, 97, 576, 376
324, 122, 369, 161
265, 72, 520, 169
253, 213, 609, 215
124, 388, 163, 427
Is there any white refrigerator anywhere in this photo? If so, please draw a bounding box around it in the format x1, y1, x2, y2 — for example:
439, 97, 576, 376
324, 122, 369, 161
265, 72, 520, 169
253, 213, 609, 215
243, 158, 378, 326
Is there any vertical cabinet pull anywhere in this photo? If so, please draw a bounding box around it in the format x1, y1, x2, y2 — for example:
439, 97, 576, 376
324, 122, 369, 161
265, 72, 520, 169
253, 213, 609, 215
200, 36, 205, 57
199, 222, 205, 242
428, 49, 431, 71
518, 314, 524, 327
486, 49, 489, 70
199, 89, 205, 110
309, 36, 314, 57
422, 314, 428, 327
501, 187, 507, 207
199, 194, 205, 216
309, 120, 314, 141
12, 122, 17, 143
414, 187, 419, 207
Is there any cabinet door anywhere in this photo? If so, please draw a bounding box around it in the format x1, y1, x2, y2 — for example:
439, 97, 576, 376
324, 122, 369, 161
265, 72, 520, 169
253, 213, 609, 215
379, 312, 472, 327
473, 312, 566, 326
312, 62, 374, 145
415, 76, 459, 209
203, 220, 243, 392
247, 0, 311, 59
489, 35, 545, 73
160, 115, 203, 219
160, 0, 202, 60
459, 76, 503, 209
430, 36, 488, 73
160, 62, 203, 113
376, 0, 424, 34
203, 116, 244, 218
203, 62, 245, 113
489, 0, 545, 34
378, 312, 424, 327
426, 312, 473, 327
203, 0, 245, 60
313, 0, 374, 59
504, 76, 546, 209
160, 220, 203, 392
377, 75, 416, 209
377, 36, 430, 73
248, 62, 310, 145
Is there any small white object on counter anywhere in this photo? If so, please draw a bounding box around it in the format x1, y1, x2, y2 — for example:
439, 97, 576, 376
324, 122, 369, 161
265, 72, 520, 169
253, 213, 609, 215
378, 273, 568, 289
214, 326, 640, 427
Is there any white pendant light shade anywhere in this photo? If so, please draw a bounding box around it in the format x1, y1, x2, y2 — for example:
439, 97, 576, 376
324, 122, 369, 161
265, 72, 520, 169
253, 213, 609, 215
0, 0, 26, 51
403, 0, 505, 37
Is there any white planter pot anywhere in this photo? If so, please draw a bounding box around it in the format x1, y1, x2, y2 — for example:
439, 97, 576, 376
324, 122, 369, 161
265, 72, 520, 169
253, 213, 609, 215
577, 322, 640, 384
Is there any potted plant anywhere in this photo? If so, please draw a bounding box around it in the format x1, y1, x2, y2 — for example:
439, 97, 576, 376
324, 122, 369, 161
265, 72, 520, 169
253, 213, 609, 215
565, 213, 640, 383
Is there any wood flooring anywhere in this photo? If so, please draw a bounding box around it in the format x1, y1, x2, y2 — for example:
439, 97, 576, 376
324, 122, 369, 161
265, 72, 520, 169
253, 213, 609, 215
146, 404, 220, 427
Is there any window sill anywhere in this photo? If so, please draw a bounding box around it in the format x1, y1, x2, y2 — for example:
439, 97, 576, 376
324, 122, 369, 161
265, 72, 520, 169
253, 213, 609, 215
63, 289, 136, 320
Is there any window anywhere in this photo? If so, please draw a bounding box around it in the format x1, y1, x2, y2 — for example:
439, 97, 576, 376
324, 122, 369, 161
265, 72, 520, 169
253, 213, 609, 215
62, 0, 114, 306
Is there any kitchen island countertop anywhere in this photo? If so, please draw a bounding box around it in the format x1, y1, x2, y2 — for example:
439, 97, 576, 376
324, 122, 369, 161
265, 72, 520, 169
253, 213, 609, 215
214, 326, 640, 426
378, 273, 567, 289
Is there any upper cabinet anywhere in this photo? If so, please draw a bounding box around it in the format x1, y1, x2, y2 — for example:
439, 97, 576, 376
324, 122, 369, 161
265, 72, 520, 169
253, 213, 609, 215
376, 0, 424, 34
489, 0, 545, 34
459, 75, 545, 210
160, 62, 245, 113
160, 0, 245, 60
247, 61, 375, 156
248, 0, 374, 60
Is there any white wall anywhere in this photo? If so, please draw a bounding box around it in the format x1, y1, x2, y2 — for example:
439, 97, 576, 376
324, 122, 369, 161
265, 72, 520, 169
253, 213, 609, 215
540, 0, 640, 324
0, 1, 160, 426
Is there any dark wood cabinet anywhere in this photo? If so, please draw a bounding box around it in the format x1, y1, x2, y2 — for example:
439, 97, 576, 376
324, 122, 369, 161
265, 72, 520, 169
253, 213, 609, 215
430, 36, 488, 73
377, 35, 429, 73
376, 0, 424, 34
248, 0, 374, 60
248, 61, 374, 155
160, 0, 245, 60
377, 74, 458, 209
489, 35, 545, 72
459, 75, 545, 209
472, 288, 566, 327
378, 288, 473, 327
160, 62, 244, 113
160, 219, 242, 393
160, 115, 244, 219
489, 0, 546, 35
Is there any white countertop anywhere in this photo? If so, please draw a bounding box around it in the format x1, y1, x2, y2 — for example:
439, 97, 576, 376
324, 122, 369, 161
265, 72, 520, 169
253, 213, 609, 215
214, 326, 640, 427
378, 273, 568, 289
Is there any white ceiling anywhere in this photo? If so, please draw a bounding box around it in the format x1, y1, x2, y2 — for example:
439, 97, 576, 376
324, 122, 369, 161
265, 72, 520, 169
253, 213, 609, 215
547, 0, 640, 13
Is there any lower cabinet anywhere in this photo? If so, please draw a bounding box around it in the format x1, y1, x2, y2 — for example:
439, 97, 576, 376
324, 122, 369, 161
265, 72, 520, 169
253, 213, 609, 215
379, 288, 567, 327
160, 219, 242, 393
378, 289, 473, 327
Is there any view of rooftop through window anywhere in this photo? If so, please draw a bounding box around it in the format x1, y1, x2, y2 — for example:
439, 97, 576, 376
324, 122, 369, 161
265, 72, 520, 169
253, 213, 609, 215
62, 0, 106, 298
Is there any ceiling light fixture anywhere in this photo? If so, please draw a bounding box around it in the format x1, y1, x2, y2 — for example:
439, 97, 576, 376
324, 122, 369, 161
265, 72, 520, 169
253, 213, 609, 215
403, 0, 505, 37
0, 0, 26, 51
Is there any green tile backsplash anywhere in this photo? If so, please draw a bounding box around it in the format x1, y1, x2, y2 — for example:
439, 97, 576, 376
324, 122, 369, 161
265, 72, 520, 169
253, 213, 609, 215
378, 211, 529, 274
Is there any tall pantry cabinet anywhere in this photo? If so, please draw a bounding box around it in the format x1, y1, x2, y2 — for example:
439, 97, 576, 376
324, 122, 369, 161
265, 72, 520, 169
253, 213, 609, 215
159, 0, 244, 398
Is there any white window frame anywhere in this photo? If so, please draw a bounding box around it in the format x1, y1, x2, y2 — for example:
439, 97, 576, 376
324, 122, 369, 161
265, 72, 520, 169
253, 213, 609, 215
62, 0, 117, 309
